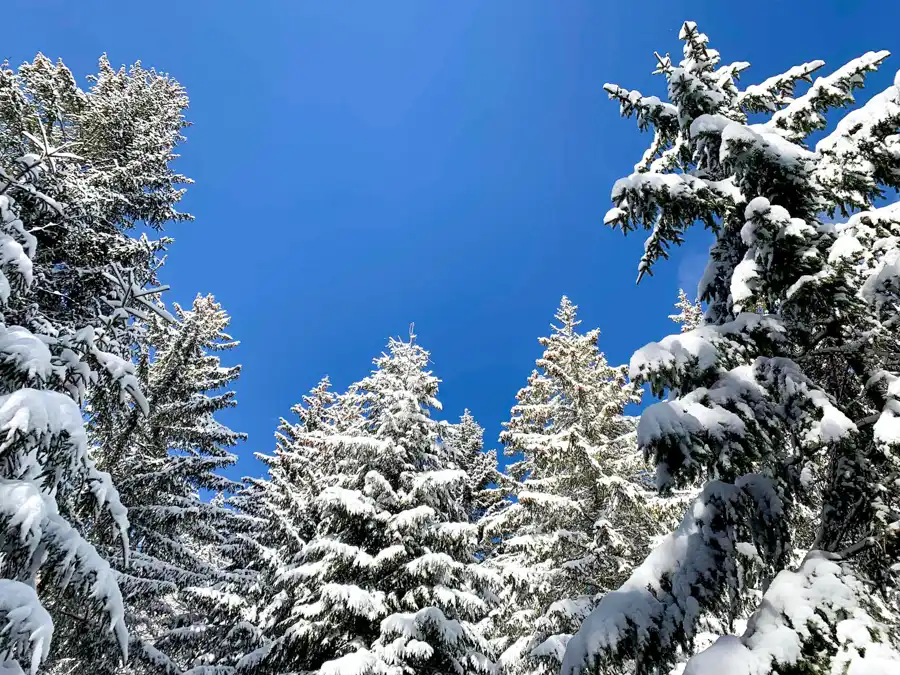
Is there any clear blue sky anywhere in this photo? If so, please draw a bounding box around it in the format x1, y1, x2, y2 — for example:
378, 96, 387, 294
4, 1, 899, 478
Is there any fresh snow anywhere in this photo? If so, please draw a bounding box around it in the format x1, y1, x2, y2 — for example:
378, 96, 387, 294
0, 580, 53, 675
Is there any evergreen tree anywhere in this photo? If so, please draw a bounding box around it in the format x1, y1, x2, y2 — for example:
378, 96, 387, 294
233, 375, 355, 664
253, 376, 346, 552
669, 289, 703, 332
239, 333, 497, 675
0, 52, 196, 672
563, 22, 900, 675
83, 294, 250, 674
483, 297, 662, 675
0, 127, 158, 675
441, 410, 511, 527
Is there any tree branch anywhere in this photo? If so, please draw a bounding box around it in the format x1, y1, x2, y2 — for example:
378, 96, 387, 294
839, 520, 900, 558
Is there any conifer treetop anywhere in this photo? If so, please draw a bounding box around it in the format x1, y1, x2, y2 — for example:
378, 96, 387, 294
669, 288, 703, 332
484, 297, 661, 675
237, 333, 497, 675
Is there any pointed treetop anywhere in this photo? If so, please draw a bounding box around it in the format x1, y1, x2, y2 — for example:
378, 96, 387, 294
552, 296, 582, 336
454, 409, 484, 453
669, 288, 703, 332
379, 333, 432, 373
296, 376, 337, 431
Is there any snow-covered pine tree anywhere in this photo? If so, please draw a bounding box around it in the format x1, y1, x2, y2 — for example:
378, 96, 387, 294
0, 132, 161, 675
441, 410, 511, 527
83, 294, 251, 675
232, 375, 353, 662
0, 53, 223, 675
250, 376, 344, 557
669, 289, 703, 332
563, 22, 900, 675
147, 295, 260, 675
239, 332, 497, 675
482, 297, 665, 675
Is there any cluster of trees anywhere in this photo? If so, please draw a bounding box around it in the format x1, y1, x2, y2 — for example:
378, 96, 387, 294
1, 20, 899, 675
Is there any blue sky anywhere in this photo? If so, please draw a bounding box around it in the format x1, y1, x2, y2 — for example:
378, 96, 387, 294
4, 1, 899, 478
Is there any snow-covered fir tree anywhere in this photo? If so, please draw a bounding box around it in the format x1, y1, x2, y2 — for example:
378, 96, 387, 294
0, 53, 257, 675
249, 376, 345, 556
669, 289, 703, 332
232, 375, 355, 660
562, 22, 900, 675
0, 55, 195, 663
239, 333, 497, 675
483, 297, 667, 675
83, 294, 252, 675
441, 410, 511, 527
0, 126, 165, 674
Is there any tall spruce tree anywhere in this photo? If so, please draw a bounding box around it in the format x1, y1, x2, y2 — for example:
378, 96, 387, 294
483, 297, 665, 675
1, 50, 192, 675
239, 333, 497, 675
146, 295, 259, 675
441, 410, 510, 527
83, 294, 250, 675
0, 123, 164, 675
232, 375, 355, 665
563, 22, 900, 675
